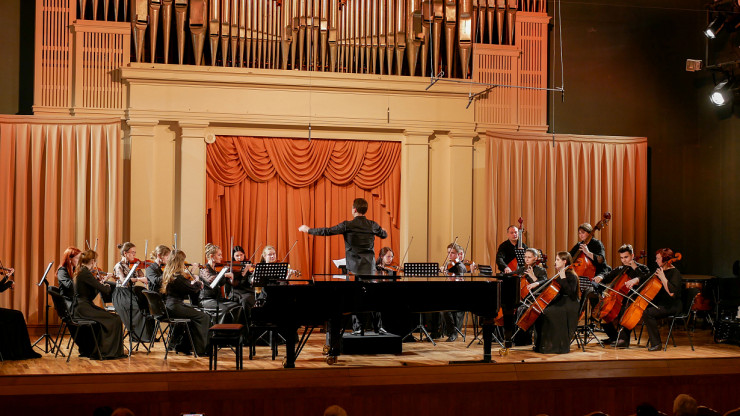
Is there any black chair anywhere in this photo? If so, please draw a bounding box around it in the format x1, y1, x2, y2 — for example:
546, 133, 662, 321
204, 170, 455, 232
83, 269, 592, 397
48, 286, 103, 362
663, 288, 700, 351
208, 323, 244, 370
141, 290, 198, 359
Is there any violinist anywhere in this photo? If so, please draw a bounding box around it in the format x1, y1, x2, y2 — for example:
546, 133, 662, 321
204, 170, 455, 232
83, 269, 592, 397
112, 242, 154, 343
513, 248, 547, 346
161, 249, 209, 356
594, 244, 649, 348
229, 245, 256, 313
145, 245, 171, 294
73, 250, 125, 359
496, 225, 527, 273
0, 264, 42, 360
57, 246, 82, 310
442, 243, 466, 342
643, 248, 683, 351
458, 248, 476, 274
299, 198, 388, 275
350, 248, 392, 335
199, 243, 244, 324
534, 252, 580, 354
375, 247, 397, 276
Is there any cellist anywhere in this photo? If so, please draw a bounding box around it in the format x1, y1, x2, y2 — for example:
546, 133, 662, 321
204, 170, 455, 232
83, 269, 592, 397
643, 248, 683, 351
594, 244, 649, 348
534, 252, 580, 354
513, 248, 548, 346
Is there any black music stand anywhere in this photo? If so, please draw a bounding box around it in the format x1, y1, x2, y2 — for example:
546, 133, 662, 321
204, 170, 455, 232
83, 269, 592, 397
32, 262, 56, 353
401, 263, 439, 345
252, 263, 290, 287
573, 276, 605, 350
477, 265, 494, 276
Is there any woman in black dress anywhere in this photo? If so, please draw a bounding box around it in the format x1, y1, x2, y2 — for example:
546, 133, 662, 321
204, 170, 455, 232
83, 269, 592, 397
161, 250, 209, 356
112, 242, 154, 343
145, 245, 171, 294
57, 246, 81, 309
73, 250, 125, 359
643, 248, 683, 351
229, 245, 256, 315
0, 267, 42, 360
534, 251, 580, 354
198, 244, 243, 324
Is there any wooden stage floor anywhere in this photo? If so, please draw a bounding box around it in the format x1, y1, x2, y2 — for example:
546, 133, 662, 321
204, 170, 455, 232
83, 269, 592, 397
2, 327, 740, 416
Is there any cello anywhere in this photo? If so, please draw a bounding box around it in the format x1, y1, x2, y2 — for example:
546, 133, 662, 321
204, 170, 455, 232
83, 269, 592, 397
507, 217, 525, 271
515, 264, 574, 332
571, 212, 612, 280
619, 253, 682, 331
519, 253, 548, 302
592, 250, 646, 323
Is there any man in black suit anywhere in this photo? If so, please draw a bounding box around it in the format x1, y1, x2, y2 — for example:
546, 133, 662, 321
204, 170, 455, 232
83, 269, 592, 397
299, 198, 388, 275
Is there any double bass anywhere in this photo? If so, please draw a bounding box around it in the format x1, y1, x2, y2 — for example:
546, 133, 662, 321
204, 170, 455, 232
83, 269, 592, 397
619, 253, 682, 331
571, 212, 611, 280
507, 217, 525, 271
592, 250, 646, 323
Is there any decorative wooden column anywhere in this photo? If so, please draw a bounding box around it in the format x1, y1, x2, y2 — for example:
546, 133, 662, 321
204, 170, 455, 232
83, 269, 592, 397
177, 123, 209, 259
402, 129, 433, 263
448, 130, 476, 256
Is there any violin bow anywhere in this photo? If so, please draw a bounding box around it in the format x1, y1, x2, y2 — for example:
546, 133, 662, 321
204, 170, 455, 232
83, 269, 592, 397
247, 242, 262, 263
281, 240, 298, 263
440, 236, 458, 271
399, 236, 413, 266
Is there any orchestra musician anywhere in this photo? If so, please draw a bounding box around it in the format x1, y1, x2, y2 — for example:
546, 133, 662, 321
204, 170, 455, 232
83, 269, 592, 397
496, 225, 527, 273
513, 248, 548, 346
442, 243, 466, 342
161, 249, 210, 356
199, 243, 244, 324
594, 244, 649, 348
569, 222, 610, 283
73, 250, 125, 359
145, 245, 171, 294
113, 242, 154, 343
57, 246, 82, 310
643, 248, 683, 351
299, 198, 388, 275
229, 245, 256, 313
534, 252, 580, 354
0, 265, 42, 360
458, 248, 476, 274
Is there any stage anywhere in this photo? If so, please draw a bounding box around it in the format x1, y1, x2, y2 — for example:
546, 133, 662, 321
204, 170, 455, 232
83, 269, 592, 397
2, 327, 739, 416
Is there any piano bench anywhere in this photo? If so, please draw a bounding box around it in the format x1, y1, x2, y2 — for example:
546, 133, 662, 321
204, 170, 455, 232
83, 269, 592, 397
208, 324, 244, 371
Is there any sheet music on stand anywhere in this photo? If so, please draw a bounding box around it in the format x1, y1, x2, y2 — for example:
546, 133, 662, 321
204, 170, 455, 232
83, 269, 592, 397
252, 262, 289, 287
210, 267, 229, 289
121, 263, 139, 287
403, 263, 440, 277
513, 248, 527, 269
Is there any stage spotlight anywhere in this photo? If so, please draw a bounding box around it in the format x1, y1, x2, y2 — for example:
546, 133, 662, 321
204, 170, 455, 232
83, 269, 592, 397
705, 14, 726, 38
710, 79, 735, 106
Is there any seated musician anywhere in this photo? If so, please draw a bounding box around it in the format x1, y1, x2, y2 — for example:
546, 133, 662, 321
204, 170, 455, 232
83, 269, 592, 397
496, 225, 527, 273
643, 248, 683, 351
594, 244, 649, 348
161, 249, 210, 356
199, 243, 244, 324
513, 248, 548, 346
112, 242, 154, 343
569, 223, 610, 314
229, 245, 256, 314
73, 250, 125, 359
0, 266, 41, 360
442, 243, 466, 342
57, 246, 82, 310
534, 251, 580, 354
458, 248, 476, 274
145, 245, 171, 294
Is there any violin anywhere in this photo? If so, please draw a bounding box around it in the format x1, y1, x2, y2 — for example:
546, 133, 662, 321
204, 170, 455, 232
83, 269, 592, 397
620, 253, 682, 331
377, 264, 401, 276
592, 251, 646, 323
571, 212, 611, 280
516, 264, 575, 331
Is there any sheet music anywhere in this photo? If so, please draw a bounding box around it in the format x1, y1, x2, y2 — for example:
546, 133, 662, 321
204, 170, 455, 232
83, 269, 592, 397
332, 258, 346, 268
121, 263, 139, 286
37, 261, 55, 287
210, 267, 229, 289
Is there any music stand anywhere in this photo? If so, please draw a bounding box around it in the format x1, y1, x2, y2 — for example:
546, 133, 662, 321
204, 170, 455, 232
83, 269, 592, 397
252, 263, 290, 287
477, 265, 494, 276
32, 262, 55, 353
401, 263, 439, 345
573, 276, 605, 350
122, 265, 140, 357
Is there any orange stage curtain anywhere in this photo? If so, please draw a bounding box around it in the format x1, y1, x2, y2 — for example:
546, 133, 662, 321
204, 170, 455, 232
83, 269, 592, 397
206, 137, 401, 277
485, 131, 648, 269
0, 116, 123, 326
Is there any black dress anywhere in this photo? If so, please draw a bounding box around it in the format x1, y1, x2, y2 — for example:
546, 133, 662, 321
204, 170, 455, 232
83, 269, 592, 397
308, 215, 388, 274
165, 274, 210, 355
56, 266, 75, 310
229, 265, 256, 315
514, 264, 548, 346
534, 270, 580, 354
0, 277, 41, 360
112, 260, 154, 342
643, 268, 683, 347
199, 266, 243, 324
73, 266, 125, 359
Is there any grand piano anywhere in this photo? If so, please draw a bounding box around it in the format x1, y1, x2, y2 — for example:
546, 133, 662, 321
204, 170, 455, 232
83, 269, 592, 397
251, 274, 518, 368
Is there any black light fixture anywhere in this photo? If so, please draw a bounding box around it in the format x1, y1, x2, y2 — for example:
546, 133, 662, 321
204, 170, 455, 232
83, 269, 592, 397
705, 14, 726, 39
710, 78, 736, 106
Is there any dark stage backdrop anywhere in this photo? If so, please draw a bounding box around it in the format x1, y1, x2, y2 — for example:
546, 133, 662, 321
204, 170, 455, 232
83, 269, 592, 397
548, 0, 740, 277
